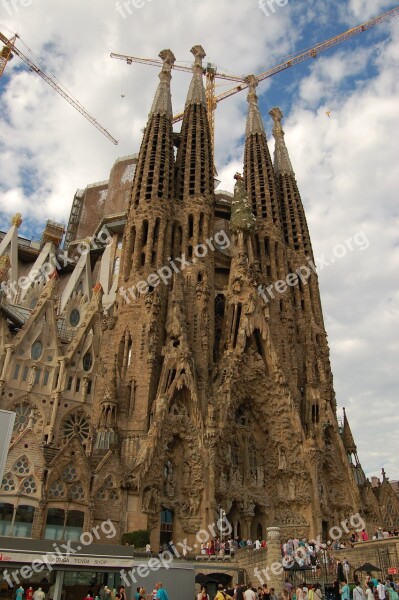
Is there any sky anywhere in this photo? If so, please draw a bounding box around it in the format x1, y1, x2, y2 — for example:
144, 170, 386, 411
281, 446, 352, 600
0, 0, 398, 480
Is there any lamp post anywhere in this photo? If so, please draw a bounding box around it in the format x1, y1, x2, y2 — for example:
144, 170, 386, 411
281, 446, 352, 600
219, 508, 226, 551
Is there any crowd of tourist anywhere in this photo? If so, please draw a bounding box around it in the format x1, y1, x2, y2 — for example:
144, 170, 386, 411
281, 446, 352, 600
196, 529, 399, 600
207, 578, 399, 600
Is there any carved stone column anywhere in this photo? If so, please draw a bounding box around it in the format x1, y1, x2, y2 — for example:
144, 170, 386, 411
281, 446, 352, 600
266, 526, 284, 593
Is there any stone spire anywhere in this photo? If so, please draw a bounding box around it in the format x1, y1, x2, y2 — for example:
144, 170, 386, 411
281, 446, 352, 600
269, 107, 311, 255
269, 107, 294, 176
342, 407, 357, 454
149, 49, 176, 118
175, 45, 213, 201
243, 77, 280, 224
131, 49, 175, 207
245, 75, 266, 137
185, 45, 207, 108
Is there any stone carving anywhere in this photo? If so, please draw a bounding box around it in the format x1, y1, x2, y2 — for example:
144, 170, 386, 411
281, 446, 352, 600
278, 446, 287, 470
11, 213, 22, 227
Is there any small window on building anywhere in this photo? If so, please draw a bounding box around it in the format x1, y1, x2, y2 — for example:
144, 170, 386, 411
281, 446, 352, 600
69, 309, 80, 327
34, 369, 41, 385
67, 376, 73, 391
82, 353, 92, 372
13, 364, 20, 380
31, 341, 43, 360
22, 366, 29, 382
87, 380, 92, 395
75, 378, 80, 392
43, 370, 49, 386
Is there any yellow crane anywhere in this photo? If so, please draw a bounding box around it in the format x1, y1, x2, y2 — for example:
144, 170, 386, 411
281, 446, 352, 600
111, 5, 399, 152
0, 31, 118, 145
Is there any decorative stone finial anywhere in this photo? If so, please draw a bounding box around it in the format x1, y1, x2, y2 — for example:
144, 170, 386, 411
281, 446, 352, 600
159, 49, 176, 69
11, 213, 22, 228
269, 107, 284, 137
185, 45, 207, 107
269, 107, 294, 176
149, 48, 175, 118
190, 45, 206, 64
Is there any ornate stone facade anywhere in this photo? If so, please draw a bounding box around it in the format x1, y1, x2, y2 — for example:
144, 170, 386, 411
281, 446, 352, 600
1, 46, 399, 547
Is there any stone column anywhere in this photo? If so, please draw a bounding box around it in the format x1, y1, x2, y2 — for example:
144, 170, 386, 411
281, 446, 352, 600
266, 526, 284, 593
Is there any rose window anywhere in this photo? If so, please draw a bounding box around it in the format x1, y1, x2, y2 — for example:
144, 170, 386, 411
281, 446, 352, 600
11, 401, 42, 434
12, 455, 30, 475
69, 484, 85, 501
104, 475, 114, 488
22, 476, 37, 495
109, 489, 119, 501
62, 411, 90, 443
49, 480, 66, 499
96, 487, 106, 501
62, 464, 78, 482
1, 472, 16, 492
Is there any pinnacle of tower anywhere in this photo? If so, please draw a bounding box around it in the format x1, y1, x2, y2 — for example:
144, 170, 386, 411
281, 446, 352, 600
185, 45, 207, 107
149, 49, 176, 118
230, 173, 255, 234
342, 407, 357, 453
175, 44, 213, 200
269, 107, 295, 176
245, 75, 266, 138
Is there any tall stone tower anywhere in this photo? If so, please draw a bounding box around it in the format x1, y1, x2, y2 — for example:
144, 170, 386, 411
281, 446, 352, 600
91, 49, 363, 544
1, 45, 398, 549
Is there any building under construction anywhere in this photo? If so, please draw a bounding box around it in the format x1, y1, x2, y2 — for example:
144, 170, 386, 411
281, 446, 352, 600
0, 45, 399, 549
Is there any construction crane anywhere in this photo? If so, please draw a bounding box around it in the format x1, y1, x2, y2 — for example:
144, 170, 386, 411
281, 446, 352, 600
111, 5, 399, 152
110, 51, 244, 153
0, 31, 118, 145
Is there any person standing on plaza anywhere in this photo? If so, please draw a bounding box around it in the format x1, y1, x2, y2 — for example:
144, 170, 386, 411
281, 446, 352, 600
243, 584, 256, 600
197, 586, 210, 600
296, 584, 304, 600
155, 582, 169, 600
33, 588, 45, 600
343, 559, 351, 582
16, 586, 24, 600
340, 582, 350, 600
377, 581, 386, 600
215, 584, 233, 600
353, 583, 364, 600
365, 585, 375, 600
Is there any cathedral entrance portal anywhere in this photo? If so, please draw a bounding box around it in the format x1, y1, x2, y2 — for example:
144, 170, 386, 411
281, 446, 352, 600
160, 508, 173, 546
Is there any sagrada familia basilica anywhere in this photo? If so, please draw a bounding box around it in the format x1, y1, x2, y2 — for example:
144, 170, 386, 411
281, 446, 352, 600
0, 45, 398, 547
